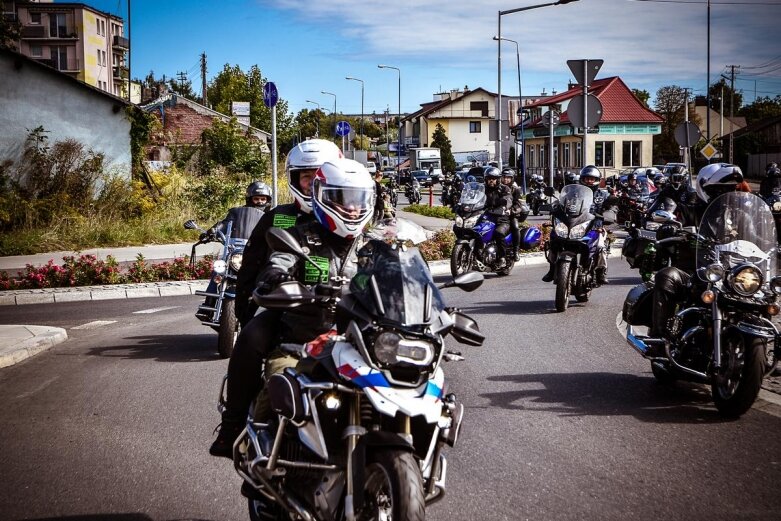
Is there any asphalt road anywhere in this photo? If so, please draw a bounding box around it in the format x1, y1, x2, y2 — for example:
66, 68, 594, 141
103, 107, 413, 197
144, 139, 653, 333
1, 257, 781, 520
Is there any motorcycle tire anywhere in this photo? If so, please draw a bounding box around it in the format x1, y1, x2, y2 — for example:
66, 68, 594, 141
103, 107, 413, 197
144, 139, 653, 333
497, 255, 515, 276
217, 298, 238, 359
532, 202, 540, 216
575, 292, 590, 303
362, 449, 425, 521
712, 334, 765, 418
450, 244, 473, 278
554, 259, 572, 312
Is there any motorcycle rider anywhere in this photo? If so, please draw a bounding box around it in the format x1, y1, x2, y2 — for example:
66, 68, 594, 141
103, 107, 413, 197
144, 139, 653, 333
234, 139, 342, 327
646, 166, 690, 218
541, 165, 616, 284
209, 158, 375, 461
501, 168, 529, 261
623, 172, 644, 197
484, 167, 514, 264
648, 163, 747, 350
759, 162, 781, 198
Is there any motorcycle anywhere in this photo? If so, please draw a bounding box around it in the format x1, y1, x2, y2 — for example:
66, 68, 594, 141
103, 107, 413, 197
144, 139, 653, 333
622, 198, 681, 282
185, 219, 245, 358
526, 178, 547, 216
404, 179, 421, 205
544, 185, 615, 312
228, 219, 485, 521
762, 187, 781, 248
450, 182, 542, 278
621, 191, 781, 417
616, 189, 649, 229
385, 176, 399, 209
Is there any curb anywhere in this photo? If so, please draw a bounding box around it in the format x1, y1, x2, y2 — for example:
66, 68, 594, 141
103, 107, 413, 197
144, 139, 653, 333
0, 280, 209, 306
0, 325, 68, 368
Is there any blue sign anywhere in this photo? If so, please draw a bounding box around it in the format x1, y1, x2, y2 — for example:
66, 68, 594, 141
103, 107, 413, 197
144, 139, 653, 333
335, 120, 351, 137
263, 82, 278, 108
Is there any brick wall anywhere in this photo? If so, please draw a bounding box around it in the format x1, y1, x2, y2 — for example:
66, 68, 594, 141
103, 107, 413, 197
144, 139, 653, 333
153, 103, 215, 145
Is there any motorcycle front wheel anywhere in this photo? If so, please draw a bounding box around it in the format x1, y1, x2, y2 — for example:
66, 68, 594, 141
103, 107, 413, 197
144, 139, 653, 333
360, 449, 425, 521
554, 259, 572, 312
450, 243, 473, 278
712, 334, 765, 418
218, 298, 238, 359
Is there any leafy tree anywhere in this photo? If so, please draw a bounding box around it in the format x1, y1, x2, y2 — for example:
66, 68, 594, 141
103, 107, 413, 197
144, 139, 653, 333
294, 108, 324, 140
652, 85, 703, 162
0, 12, 21, 51
430, 124, 456, 174
169, 77, 197, 101
632, 89, 651, 107
199, 118, 268, 179
739, 95, 781, 124
207, 64, 296, 153
708, 79, 743, 115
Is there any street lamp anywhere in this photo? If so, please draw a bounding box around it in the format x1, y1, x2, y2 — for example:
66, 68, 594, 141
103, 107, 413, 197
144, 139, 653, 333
497, 0, 579, 170
321, 90, 337, 144
493, 35, 526, 193
378, 64, 401, 177
346, 76, 364, 150
305, 99, 320, 137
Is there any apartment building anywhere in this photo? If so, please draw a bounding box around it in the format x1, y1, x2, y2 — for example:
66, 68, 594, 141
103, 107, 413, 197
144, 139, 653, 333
3, 0, 129, 98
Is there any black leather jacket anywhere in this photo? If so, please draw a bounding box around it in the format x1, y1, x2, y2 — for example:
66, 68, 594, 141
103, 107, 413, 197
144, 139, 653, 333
760, 176, 781, 198
485, 184, 512, 217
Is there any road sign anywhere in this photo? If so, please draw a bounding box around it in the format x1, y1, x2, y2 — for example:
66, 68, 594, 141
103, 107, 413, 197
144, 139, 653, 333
566, 94, 603, 129
567, 59, 603, 87
263, 82, 278, 108
542, 110, 560, 128
700, 141, 719, 160
674, 121, 701, 148
335, 120, 351, 137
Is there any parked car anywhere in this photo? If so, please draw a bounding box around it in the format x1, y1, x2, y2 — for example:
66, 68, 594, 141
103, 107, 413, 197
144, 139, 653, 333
399, 169, 433, 187
465, 166, 487, 183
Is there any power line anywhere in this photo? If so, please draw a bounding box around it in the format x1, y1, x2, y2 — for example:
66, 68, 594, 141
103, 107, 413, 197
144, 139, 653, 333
740, 55, 781, 70
631, 0, 781, 4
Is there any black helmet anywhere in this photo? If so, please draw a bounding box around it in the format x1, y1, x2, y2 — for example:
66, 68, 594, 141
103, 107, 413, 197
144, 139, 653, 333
484, 167, 502, 180
669, 165, 687, 188
246, 181, 273, 210
627, 172, 637, 183
767, 162, 779, 172
579, 165, 601, 188
767, 162, 781, 178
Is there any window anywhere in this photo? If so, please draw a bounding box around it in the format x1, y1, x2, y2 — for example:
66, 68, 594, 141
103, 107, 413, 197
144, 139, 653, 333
30, 12, 41, 24
469, 121, 481, 133
470, 101, 489, 117
595, 141, 614, 168
540, 145, 545, 168
553, 145, 559, 168
30, 45, 42, 57
101, 20, 105, 36
50, 13, 67, 37
622, 141, 642, 167
528, 145, 535, 168
96, 19, 101, 34
563, 143, 571, 167
102, 50, 106, 66
96, 49, 101, 65
52, 45, 67, 70
576, 142, 582, 167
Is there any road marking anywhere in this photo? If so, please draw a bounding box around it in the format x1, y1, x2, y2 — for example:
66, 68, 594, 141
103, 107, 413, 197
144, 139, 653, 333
133, 306, 180, 314
71, 320, 117, 330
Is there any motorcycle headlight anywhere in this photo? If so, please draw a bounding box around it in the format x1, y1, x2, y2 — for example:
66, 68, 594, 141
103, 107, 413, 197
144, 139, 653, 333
771, 275, 781, 295
212, 259, 227, 275
229, 253, 243, 271
553, 219, 569, 238
569, 221, 590, 240
729, 265, 763, 296
704, 263, 724, 283
374, 332, 434, 366
464, 215, 480, 228
773, 201, 781, 212
455, 216, 464, 227
645, 222, 661, 231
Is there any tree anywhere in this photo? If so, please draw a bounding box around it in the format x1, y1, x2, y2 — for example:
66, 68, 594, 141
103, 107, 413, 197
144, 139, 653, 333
199, 118, 268, 179
0, 12, 21, 51
739, 95, 781, 124
294, 108, 324, 140
207, 64, 296, 153
652, 85, 703, 162
169, 77, 197, 101
708, 79, 743, 116
632, 89, 650, 107
430, 124, 456, 174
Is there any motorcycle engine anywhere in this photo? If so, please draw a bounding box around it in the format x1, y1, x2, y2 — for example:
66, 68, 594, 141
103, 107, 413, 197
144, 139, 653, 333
484, 245, 496, 266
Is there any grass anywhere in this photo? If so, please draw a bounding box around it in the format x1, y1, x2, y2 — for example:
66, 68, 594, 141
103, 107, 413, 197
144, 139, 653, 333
403, 204, 454, 220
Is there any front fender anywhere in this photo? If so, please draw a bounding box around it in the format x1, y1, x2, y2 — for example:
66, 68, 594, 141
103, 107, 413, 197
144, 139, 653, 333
556, 251, 577, 264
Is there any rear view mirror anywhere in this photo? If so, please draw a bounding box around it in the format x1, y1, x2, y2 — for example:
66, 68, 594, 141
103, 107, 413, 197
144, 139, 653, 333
544, 186, 555, 197
450, 311, 484, 346
438, 271, 484, 292
184, 220, 198, 230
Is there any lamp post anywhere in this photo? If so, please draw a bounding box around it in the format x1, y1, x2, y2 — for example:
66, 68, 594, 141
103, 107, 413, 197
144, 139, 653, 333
346, 76, 364, 150
305, 99, 320, 137
497, 0, 579, 170
493, 35, 526, 193
321, 90, 338, 150
378, 64, 401, 177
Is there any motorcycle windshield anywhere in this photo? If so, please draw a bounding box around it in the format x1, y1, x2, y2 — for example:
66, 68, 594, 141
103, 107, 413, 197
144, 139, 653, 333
696, 192, 777, 278
364, 217, 429, 245
350, 241, 445, 327
458, 182, 486, 207
558, 184, 594, 218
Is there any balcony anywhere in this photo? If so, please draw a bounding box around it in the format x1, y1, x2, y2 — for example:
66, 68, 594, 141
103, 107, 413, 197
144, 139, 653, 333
21, 25, 78, 40
112, 35, 129, 50
112, 65, 129, 80
3, 12, 16, 22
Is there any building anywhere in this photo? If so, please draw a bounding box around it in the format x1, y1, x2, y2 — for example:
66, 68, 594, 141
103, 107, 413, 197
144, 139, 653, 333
0, 47, 131, 178
519, 77, 664, 179
3, 0, 129, 98
141, 93, 270, 164
692, 103, 747, 144
726, 114, 781, 177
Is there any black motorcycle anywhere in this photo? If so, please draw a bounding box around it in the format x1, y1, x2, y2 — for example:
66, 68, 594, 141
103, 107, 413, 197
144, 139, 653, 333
229, 220, 485, 521
526, 178, 547, 216
405, 179, 421, 205
622, 191, 781, 417
622, 198, 681, 282
762, 187, 781, 248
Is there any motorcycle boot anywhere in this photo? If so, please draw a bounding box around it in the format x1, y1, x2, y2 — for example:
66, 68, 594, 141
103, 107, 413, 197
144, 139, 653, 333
209, 414, 244, 459
541, 262, 555, 282
596, 267, 609, 285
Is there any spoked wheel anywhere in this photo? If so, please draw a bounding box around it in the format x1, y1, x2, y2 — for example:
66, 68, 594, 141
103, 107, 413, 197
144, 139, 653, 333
358, 450, 425, 521
712, 334, 765, 418
554, 259, 572, 312
217, 298, 238, 359
450, 243, 473, 278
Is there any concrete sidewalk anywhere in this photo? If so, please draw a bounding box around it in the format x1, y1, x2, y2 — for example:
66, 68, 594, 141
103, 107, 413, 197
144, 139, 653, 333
0, 324, 67, 368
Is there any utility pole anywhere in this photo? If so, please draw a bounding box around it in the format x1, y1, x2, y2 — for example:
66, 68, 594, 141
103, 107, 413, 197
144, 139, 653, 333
127, 0, 131, 102
201, 52, 208, 107
176, 71, 187, 88
683, 87, 692, 180
727, 64, 739, 164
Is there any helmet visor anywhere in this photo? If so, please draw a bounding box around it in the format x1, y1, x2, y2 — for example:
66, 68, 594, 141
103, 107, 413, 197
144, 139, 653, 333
318, 186, 374, 221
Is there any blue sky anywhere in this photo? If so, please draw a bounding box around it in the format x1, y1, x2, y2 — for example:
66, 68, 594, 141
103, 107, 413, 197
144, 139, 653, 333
76, 0, 781, 116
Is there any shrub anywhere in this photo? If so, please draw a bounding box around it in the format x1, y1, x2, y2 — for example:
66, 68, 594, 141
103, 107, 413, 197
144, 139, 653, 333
417, 230, 455, 262
404, 204, 454, 220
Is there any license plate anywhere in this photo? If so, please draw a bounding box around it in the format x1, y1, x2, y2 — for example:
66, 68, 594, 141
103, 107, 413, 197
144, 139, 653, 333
638, 229, 657, 240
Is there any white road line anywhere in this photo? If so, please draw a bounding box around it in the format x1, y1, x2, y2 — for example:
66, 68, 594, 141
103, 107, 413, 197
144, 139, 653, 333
133, 306, 181, 314
71, 320, 117, 330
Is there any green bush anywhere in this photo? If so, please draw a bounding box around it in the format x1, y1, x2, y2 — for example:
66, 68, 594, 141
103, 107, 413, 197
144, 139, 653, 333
404, 204, 454, 220
417, 230, 455, 262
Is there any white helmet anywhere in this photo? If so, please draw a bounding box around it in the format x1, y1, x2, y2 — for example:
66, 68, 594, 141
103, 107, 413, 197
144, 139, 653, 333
285, 139, 343, 213
695, 163, 743, 203
312, 158, 376, 239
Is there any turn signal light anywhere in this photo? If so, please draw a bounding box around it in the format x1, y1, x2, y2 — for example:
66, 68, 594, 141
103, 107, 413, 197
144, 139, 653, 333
768, 304, 780, 316
701, 290, 715, 304
213, 275, 223, 284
